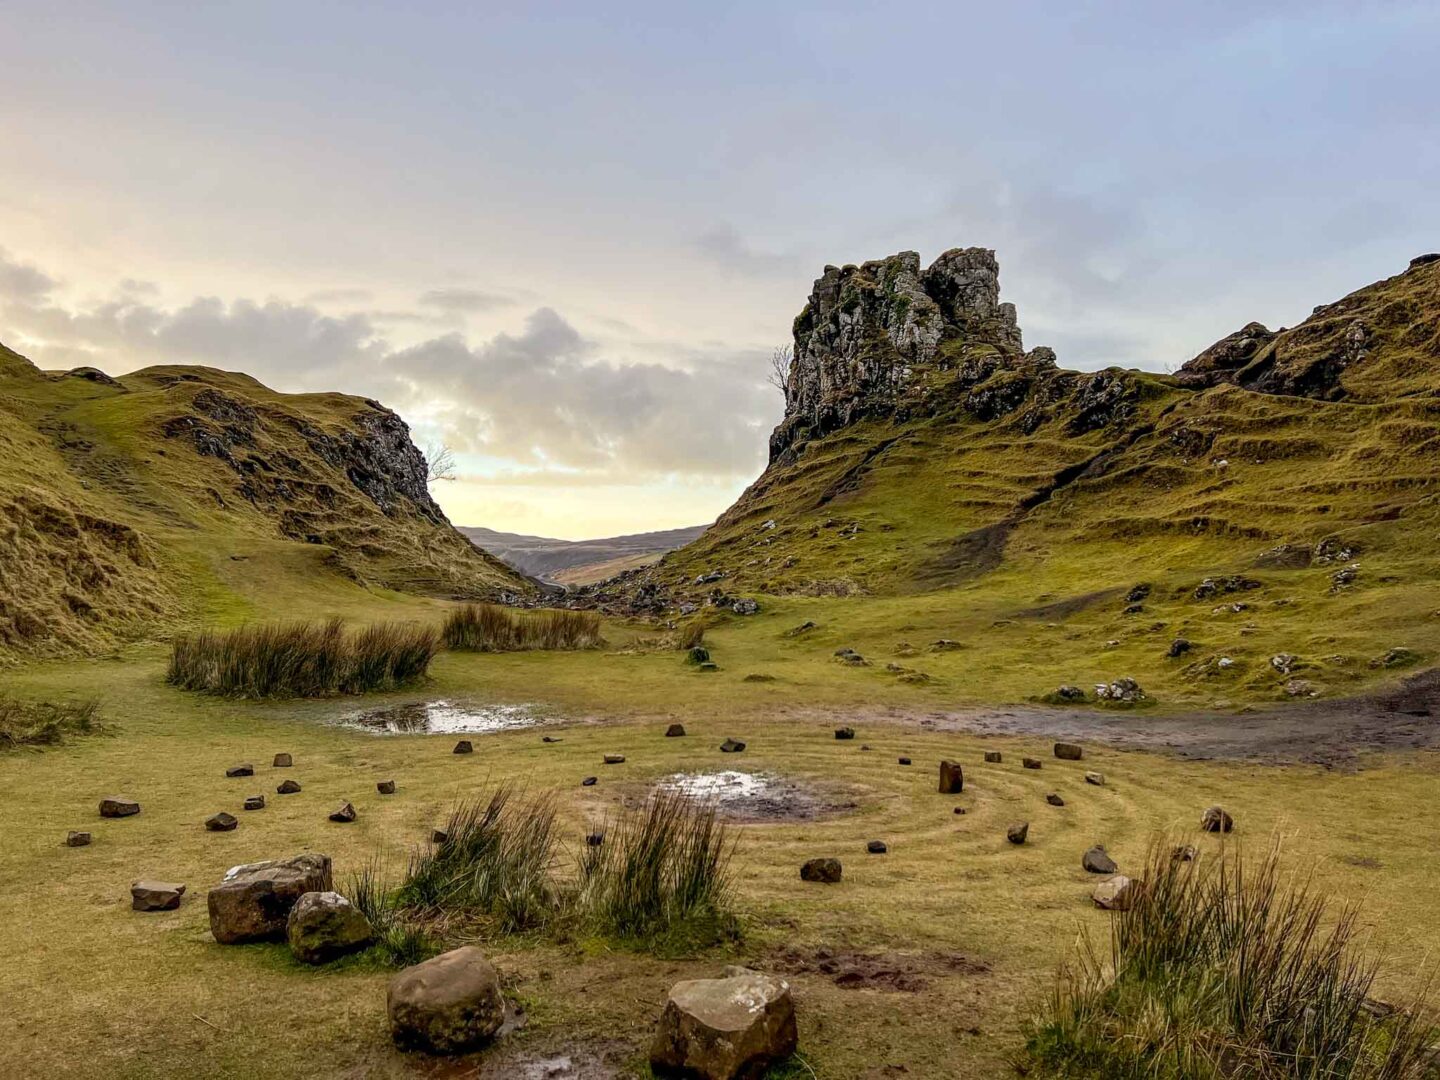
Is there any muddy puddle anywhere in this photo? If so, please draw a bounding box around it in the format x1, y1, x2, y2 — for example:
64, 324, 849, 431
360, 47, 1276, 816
648, 769, 857, 822
337, 699, 555, 736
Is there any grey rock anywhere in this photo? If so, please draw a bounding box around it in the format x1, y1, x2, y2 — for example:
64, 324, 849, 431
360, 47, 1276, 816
205, 812, 238, 832
1201, 805, 1234, 833
328, 802, 356, 823
272, 753, 293, 768
99, 796, 140, 818
287, 890, 373, 964
938, 760, 963, 793
377, 780, 396, 795
1082, 846, 1118, 874
277, 779, 301, 794
650, 967, 797, 1080
1092, 874, 1138, 911
225, 764, 254, 778
66, 831, 92, 847
1084, 771, 1106, 786
207, 853, 332, 944
1007, 822, 1029, 844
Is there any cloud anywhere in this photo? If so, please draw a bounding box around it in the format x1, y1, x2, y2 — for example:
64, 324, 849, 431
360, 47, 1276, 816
418, 287, 515, 313
691, 223, 800, 278
304, 287, 375, 305
0, 248, 59, 302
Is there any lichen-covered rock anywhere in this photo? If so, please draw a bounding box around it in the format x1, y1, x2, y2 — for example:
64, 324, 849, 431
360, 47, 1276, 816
388, 946, 504, 1055
649, 966, 797, 1080
1092, 874, 1139, 911
800, 858, 842, 884
286, 891, 373, 964
207, 852, 332, 944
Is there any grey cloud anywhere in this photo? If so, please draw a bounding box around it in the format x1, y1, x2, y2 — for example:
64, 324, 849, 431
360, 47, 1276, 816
418, 288, 515, 313
0, 248, 59, 302
305, 287, 375, 305
692, 223, 800, 278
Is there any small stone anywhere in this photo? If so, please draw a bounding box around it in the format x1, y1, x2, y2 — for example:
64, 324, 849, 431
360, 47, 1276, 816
205, 812, 238, 832
603, 753, 626, 765
287, 890, 373, 964
581, 776, 598, 787
1046, 793, 1065, 807
1007, 822, 1029, 844
1022, 758, 1042, 770
1171, 844, 1197, 862
834, 726, 855, 740
388, 946, 505, 1055
1084, 771, 1105, 785
99, 796, 140, 818
866, 840, 887, 854
586, 831, 604, 847
1053, 742, 1083, 761
1201, 805, 1234, 833
452, 740, 473, 755
649, 967, 797, 1080
277, 779, 301, 794
720, 738, 746, 753
66, 831, 92, 847
542, 735, 561, 743
329, 802, 357, 823
898, 756, 912, 766
938, 759, 964, 793
983, 751, 1002, 763
1082, 845, 1118, 874
800, 857, 842, 883
272, 753, 293, 768
1092, 874, 1139, 911
1167, 638, 1192, 659
952, 807, 966, 815
860, 745, 872, 751
666, 723, 687, 737
225, 764, 254, 778
243, 795, 266, 810
377, 780, 396, 795
131, 880, 185, 911
432, 829, 449, 844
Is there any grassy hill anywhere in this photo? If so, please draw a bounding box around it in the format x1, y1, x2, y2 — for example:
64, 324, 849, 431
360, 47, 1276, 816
461, 524, 706, 582
0, 343, 527, 657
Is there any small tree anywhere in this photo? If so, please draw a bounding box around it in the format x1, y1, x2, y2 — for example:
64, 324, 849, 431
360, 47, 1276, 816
767, 344, 792, 396
424, 442, 456, 484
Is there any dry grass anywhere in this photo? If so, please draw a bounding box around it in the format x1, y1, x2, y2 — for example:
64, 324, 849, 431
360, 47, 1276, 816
0, 698, 99, 749
442, 603, 602, 652
166, 617, 438, 698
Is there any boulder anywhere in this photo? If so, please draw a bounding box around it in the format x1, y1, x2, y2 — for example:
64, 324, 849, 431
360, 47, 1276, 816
799, 858, 842, 884
205, 812, 238, 833
1046, 793, 1065, 807
287, 891, 374, 964
273, 753, 293, 768
99, 796, 140, 818
243, 795, 266, 810
1084, 772, 1106, 786
1092, 875, 1139, 911
388, 946, 505, 1055
453, 740, 474, 755
207, 853, 333, 944
277, 779, 302, 794
1051, 685, 1086, 702
666, 723, 687, 737
1053, 742, 1083, 761
983, 751, 1002, 763
329, 802, 357, 823
581, 776, 598, 787
377, 780, 396, 795
650, 967, 797, 1080
719, 738, 746, 753
1022, 758, 1042, 770
1082, 845, 1118, 874
1201, 805, 1234, 833
834, 726, 855, 740
866, 840, 887, 854
132, 880, 185, 912
732, 598, 760, 616
66, 831, 92, 847
225, 764, 254, 778
938, 760, 964, 794
1095, 677, 1147, 704
603, 754, 626, 765
1007, 822, 1029, 845
898, 756, 912, 766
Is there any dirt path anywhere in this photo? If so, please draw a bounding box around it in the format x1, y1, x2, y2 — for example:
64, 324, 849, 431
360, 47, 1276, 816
858, 669, 1440, 768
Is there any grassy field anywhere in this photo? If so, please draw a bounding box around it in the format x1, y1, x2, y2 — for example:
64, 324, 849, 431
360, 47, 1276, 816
5, 616, 1440, 1078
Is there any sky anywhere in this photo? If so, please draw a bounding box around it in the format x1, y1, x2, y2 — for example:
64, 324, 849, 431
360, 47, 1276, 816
1, 2, 1437, 539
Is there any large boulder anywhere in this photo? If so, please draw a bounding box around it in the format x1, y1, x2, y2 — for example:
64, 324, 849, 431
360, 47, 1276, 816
287, 891, 374, 964
207, 853, 333, 944
650, 966, 797, 1080
388, 946, 505, 1055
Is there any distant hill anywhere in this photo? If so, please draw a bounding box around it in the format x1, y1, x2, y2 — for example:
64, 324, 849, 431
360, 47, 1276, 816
0, 344, 529, 656
459, 524, 707, 583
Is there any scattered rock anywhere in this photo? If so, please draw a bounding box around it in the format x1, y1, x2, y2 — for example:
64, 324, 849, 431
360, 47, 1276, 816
541, 735, 561, 743
131, 880, 185, 911
287, 890, 374, 964
666, 723, 687, 737
273, 753, 293, 768
1123, 603, 1144, 615
432, 829, 449, 844
1171, 844, 1197, 862
1201, 805, 1234, 833
207, 853, 333, 944
897, 756, 912, 766
929, 639, 963, 652
1092, 874, 1138, 911
834, 727, 855, 740
1125, 583, 1152, 604
225, 764, 254, 778
1193, 575, 1261, 601
1094, 677, 1147, 705
377, 780, 396, 795
66, 830, 92, 847
1046, 793, 1065, 807
719, 738, 746, 754
687, 646, 712, 665
1022, 758, 1042, 770
586, 831, 604, 847
99, 796, 140, 818
1283, 678, 1318, 697
453, 740, 474, 755
698, 661, 720, 672
649, 967, 797, 1080
1330, 565, 1359, 591
983, 751, 1002, 763
329, 802, 357, 823
277, 779, 302, 794
938, 759, 963, 793
1372, 646, 1419, 669
1084, 771, 1105, 786
1082, 846, 1117, 874
1048, 685, 1087, 703
784, 621, 816, 637
1167, 638, 1192, 658
388, 946, 506, 1055
603, 754, 626, 765
581, 776, 598, 787
1007, 822, 1029, 845
866, 840, 887, 854
742, 673, 776, 683
800, 858, 842, 884
731, 597, 760, 616
1270, 653, 1298, 675
952, 806, 966, 815
1053, 742, 1083, 760
243, 795, 266, 811
205, 812, 238, 833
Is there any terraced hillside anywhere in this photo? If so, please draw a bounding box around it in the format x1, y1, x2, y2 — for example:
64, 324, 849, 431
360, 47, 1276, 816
0, 344, 527, 657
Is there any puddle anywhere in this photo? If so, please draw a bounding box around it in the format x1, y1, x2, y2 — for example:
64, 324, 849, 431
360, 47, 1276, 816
649, 770, 857, 823
339, 699, 552, 735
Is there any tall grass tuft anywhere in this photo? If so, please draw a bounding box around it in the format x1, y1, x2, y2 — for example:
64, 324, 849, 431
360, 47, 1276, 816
396, 786, 561, 934
442, 603, 602, 652
678, 621, 706, 650
0, 698, 99, 749
577, 790, 736, 946
346, 858, 436, 967
167, 617, 438, 698
1026, 837, 1436, 1079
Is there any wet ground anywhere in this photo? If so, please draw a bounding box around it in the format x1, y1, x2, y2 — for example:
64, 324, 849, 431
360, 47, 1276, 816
770, 945, 991, 993
644, 770, 859, 822
338, 699, 557, 736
